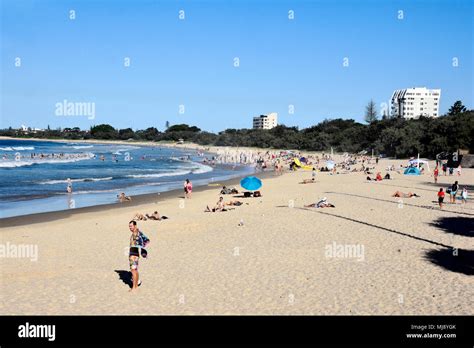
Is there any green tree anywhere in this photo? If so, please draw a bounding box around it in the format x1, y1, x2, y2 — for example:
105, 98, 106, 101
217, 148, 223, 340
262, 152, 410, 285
364, 100, 378, 124
118, 128, 135, 140
448, 100, 467, 115
166, 124, 200, 133
90, 124, 117, 139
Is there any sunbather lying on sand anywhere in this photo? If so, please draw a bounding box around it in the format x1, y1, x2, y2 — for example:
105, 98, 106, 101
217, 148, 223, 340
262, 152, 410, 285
300, 178, 316, 184
305, 197, 335, 208
146, 211, 169, 220
132, 211, 169, 221
226, 200, 244, 206
132, 213, 147, 221
205, 196, 227, 212
391, 191, 420, 198
220, 186, 239, 194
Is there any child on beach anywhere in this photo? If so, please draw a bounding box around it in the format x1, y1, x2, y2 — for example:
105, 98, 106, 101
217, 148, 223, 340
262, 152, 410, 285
437, 188, 445, 209
128, 221, 150, 292
433, 167, 439, 184
461, 187, 468, 204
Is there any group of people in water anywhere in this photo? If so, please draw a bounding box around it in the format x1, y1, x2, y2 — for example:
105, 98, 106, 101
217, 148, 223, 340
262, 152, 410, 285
2, 152, 93, 161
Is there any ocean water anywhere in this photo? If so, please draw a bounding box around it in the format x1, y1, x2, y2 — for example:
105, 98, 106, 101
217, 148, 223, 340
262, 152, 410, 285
0, 139, 254, 218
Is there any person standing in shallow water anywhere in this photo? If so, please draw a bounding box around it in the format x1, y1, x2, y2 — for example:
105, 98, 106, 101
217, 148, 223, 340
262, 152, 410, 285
66, 178, 72, 193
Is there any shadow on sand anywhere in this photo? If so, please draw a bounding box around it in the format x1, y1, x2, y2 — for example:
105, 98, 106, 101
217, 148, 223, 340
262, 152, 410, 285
424, 248, 474, 276
284, 205, 473, 275
430, 216, 474, 238
115, 270, 132, 288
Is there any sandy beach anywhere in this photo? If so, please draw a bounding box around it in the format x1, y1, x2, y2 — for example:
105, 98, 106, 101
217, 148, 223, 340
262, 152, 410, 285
0, 149, 472, 315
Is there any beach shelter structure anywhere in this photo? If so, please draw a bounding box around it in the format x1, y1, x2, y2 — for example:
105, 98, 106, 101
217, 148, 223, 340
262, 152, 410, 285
408, 159, 431, 172
404, 167, 421, 175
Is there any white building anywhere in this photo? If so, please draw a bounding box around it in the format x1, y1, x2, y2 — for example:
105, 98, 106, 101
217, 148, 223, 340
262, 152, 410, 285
253, 112, 278, 129
391, 87, 441, 119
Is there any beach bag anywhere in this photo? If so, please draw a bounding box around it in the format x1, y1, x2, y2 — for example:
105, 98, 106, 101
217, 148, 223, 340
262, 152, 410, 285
446, 188, 451, 194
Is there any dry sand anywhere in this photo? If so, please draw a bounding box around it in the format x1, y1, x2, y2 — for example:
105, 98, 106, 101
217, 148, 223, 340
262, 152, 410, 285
0, 157, 472, 315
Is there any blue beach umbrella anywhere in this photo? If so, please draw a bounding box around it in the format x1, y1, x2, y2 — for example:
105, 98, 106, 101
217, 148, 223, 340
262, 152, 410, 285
326, 160, 335, 170
240, 176, 262, 191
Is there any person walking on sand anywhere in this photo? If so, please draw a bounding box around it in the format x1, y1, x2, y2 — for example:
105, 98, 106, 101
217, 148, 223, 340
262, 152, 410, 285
461, 187, 468, 205
433, 167, 439, 184
128, 220, 150, 292
450, 180, 459, 204
184, 179, 193, 199
437, 188, 445, 209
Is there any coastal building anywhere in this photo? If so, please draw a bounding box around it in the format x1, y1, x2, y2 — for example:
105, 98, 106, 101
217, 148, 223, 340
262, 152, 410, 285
390, 87, 441, 119
19, 125, 44, 134
253, 113, 278, 129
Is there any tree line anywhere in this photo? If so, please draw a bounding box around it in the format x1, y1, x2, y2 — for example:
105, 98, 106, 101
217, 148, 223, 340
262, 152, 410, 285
1, 101, 472, 159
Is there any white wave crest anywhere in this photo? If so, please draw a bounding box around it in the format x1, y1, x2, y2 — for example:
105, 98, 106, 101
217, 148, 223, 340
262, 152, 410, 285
39, 177, 113, 184
0, 146, 35, 151
191, 162, 213, 174
0, 153, 95, 168
71, 145, 94, 149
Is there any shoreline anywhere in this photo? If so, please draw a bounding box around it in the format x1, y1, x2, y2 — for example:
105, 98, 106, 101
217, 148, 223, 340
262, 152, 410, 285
0, 135, 337, 157
0, 169, 276, 227
0, 136, 262, 221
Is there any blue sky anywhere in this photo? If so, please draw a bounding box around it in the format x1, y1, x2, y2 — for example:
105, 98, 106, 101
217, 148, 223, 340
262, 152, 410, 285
1, 0, 473, 132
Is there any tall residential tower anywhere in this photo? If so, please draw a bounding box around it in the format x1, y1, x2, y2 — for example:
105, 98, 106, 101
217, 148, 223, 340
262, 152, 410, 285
391, 87, 441, 119
253, 113, 278, 129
